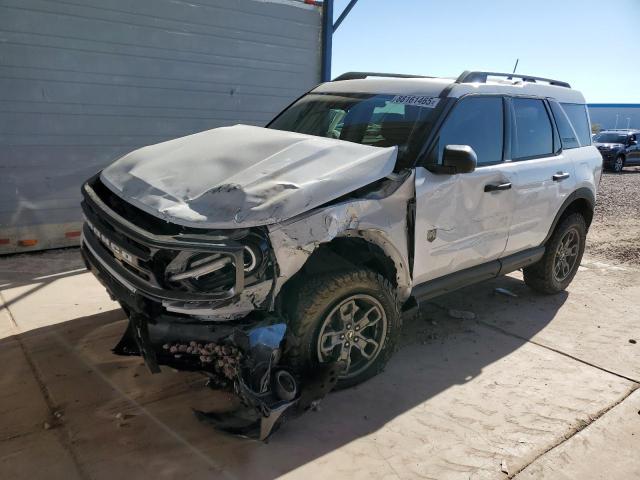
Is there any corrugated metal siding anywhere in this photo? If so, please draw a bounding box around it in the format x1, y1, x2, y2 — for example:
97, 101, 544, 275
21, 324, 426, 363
587, 105, 640, 131
0, 0, 321, 253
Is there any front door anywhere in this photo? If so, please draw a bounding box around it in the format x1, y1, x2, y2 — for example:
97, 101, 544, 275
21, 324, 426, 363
412, 95, 515, 285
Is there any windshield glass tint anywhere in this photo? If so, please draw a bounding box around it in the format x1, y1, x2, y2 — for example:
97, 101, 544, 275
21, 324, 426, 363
594, 133, 627, 143
268, 92, 438, 167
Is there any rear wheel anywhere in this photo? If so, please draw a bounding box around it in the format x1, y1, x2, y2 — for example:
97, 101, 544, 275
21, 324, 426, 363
523, 213, 586, 294
283, 269, 401, 389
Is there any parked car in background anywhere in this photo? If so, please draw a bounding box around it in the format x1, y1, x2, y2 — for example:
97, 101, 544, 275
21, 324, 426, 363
593, 129, 640, 172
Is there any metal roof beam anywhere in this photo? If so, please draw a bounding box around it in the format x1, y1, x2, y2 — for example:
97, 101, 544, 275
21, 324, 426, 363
333, 0, 359, 32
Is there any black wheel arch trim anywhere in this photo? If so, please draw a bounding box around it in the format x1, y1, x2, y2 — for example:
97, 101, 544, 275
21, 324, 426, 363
542, 187, 595, 245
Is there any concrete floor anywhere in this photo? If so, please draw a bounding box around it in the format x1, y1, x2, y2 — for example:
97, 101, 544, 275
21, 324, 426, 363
0, 249, 639, 480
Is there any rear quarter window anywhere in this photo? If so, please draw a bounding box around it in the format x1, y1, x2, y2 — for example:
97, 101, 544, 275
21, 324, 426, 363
549, 101, 580, 149
560, 103, 591, 147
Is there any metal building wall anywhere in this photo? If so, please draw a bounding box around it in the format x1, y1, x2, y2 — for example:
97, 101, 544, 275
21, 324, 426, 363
588, 105, 640, 131
0, 0, 322, 254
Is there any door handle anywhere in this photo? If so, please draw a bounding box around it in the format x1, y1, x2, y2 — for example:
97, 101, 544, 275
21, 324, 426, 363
552, 172, 570, 181
484, 182, 512, 192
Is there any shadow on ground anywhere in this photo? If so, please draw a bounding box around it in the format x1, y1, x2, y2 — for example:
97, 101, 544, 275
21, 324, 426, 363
1, 265, 568, 479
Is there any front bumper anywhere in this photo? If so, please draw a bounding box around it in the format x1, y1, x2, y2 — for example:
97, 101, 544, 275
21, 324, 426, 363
81, 178, 275, 318
81, 180, 245, 302
597, 148, 619, 168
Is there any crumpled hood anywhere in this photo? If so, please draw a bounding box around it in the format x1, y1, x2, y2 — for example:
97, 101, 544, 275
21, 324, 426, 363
101, 125, 397, 228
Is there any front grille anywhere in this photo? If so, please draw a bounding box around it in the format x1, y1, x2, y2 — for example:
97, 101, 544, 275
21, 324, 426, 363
81, 175, 250, 303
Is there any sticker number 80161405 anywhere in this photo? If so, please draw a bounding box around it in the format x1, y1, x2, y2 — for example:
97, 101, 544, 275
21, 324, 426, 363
390, 95, 440, 108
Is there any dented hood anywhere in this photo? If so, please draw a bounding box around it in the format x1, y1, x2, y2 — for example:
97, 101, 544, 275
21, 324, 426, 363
100, 125, 397, 228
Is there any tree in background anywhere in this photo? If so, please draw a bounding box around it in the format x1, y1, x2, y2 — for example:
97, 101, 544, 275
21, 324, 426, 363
591, 123, 602, 134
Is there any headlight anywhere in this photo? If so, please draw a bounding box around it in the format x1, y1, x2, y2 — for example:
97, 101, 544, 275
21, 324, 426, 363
241, 234, 268, 276
164, 230, 271, 293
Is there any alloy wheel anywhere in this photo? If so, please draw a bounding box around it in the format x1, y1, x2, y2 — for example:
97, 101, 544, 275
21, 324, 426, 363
553, 227, 580, 282
614, 157, 624, 172
316, 294, 388, 379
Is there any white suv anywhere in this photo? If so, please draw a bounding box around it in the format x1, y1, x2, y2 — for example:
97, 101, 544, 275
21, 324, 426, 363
81, 71, 601, 416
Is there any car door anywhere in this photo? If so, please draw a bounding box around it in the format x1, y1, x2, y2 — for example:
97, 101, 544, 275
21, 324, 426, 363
501, 97, 577, 256
412, 95, 515, 285
627, 133, 640, 164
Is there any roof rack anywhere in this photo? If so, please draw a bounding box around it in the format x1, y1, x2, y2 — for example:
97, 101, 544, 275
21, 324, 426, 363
456, 71, 571, 88
332, 71, 432, 81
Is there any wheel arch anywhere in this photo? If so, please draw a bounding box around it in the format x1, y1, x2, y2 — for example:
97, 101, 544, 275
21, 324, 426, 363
278, 231, 412, 304
542, 188, 595, 245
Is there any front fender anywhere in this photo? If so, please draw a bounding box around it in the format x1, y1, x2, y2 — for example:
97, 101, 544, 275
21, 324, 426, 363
267, 173, 415, 304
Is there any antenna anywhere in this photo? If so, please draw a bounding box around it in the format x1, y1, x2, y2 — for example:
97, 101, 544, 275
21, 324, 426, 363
512, 58, 519, 74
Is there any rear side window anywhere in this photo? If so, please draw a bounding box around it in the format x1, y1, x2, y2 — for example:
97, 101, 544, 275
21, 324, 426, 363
432, 96, 504, 165
561, 103, 592, 146
512, 98, 554, 159
549, 101, 580, 149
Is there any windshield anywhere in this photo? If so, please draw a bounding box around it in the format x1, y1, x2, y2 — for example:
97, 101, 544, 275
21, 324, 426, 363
267, 92, 439, 168
594, 132, 628, 144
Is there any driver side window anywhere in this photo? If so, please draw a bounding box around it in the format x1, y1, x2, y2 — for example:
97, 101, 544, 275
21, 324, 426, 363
430, 96, 504, 165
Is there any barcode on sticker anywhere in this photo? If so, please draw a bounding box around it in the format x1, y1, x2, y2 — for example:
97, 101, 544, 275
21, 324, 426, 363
390, 95, 440, 108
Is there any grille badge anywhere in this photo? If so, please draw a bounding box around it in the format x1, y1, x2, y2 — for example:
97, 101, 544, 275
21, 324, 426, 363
86, 220, 137, 267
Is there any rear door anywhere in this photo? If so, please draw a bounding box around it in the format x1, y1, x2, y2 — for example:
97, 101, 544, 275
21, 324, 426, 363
412, 95, 515, 284
502, 97, 577, 256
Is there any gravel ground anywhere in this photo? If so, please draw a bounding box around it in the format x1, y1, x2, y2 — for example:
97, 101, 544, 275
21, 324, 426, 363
586, 166, 640, 265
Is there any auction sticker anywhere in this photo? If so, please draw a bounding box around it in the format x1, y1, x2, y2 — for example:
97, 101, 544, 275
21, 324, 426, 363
390, 95, 440, 108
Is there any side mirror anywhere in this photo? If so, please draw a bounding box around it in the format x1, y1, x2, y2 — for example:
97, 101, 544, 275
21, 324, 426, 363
441, 145, 477, 174
630, 140, 638, 146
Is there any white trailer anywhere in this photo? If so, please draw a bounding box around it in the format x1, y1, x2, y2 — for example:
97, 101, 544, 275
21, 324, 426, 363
0, 0, 323, 253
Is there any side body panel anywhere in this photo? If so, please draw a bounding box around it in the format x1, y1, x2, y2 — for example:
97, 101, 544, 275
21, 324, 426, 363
627, 138, 640, 164
502, 153, 577, 255
570, 146, 602, 202
412, 166, 514, 285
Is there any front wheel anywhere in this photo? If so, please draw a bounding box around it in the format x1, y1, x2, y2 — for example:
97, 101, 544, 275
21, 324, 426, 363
613, 155, 625, 173
283, 269, 401, 389
523, 213, 587, 294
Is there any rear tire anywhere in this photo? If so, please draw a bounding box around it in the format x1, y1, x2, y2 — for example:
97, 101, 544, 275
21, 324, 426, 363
523, 213, 586, 294
282, 269, 401, 390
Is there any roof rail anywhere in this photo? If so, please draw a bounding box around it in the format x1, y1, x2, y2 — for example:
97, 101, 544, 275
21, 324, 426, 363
456, 71, 571, 88
332, 71, 432, 81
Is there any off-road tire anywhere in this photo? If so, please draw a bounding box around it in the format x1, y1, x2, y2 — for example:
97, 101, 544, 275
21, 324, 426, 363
523, 213, 587, 294
282, 269, 401, 390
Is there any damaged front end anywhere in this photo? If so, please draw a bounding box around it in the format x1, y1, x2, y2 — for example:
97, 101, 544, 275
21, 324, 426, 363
80, 175, 339, 439
113, 313, 340, 440
79, 123, 412, 440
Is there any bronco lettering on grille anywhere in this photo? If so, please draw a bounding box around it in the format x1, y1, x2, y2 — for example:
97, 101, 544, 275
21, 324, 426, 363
87, 220, 136, 266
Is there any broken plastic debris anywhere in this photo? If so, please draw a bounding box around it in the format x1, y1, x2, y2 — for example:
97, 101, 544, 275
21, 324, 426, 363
448, 309, 476, 320
501, 459, 509, 475
494, 287, 518, 298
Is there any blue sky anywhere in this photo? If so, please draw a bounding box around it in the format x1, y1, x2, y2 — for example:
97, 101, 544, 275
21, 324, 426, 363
332, 0, 640, 103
